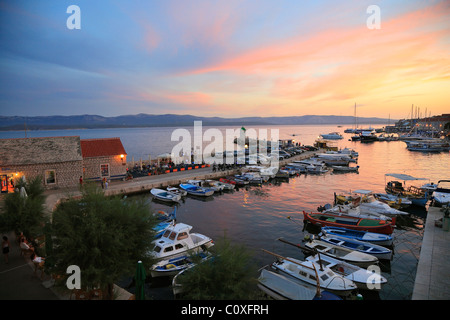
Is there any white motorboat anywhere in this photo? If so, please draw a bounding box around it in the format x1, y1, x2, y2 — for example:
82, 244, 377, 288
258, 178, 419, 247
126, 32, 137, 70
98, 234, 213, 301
432, 180, 450, 207
269, 253, 357, 297
306, 254, 387, 291
150, 188, 181, 203
304, 239, 379, 268
257, 268, 341, 300
150, 223, 214, 261
167, 186, 187, 197
306, 164, 328, 174
320, 132, 343, 140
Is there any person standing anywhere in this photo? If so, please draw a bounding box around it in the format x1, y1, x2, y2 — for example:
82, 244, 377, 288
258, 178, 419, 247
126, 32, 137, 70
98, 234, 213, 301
2, 235, 10, 264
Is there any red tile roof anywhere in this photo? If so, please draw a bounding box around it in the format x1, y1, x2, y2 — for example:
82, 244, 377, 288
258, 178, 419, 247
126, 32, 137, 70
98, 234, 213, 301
80, 138, 127, 158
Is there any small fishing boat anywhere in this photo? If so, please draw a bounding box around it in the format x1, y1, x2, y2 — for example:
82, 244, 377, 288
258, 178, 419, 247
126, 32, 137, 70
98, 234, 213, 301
304, 239, 379, 268
432, 180, 450, 207
318, 234, 392, 260
257, 268, 341, 300
167, 186, 187, 197
150, 223, 214, 261
373, 192, 412, 209
385, 173, 430, 206
150, 251, 211, 278
306, 254, 387, 291
268, 252, 357, 297
205, 179, 234, 191
303, 211, 396, 235
306, 164, 328, 174
322, 203, 392, 221
179, 183, 214, 197
321, 226, 393, 247
150, 188, 181, 203
331, 165, 359, 172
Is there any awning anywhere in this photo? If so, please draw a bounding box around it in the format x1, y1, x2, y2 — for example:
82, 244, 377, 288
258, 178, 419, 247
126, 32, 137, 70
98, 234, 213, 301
385, 173, 427, 181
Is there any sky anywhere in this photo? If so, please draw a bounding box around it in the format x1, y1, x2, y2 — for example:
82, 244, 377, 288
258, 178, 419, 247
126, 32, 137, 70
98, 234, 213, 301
0, 0, 449, 119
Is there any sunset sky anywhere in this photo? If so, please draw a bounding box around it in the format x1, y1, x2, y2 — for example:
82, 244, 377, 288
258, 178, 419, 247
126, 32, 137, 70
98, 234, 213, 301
0, 0, 449, 119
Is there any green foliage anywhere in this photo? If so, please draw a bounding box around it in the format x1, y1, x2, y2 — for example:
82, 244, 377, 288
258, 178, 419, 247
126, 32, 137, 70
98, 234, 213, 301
50, 183, 158, 297
0, 176, 47, 238
177, 237, 259, 299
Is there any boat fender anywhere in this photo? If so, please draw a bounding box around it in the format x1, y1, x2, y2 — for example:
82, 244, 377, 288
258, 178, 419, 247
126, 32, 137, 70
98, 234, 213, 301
166, 264, 176, 269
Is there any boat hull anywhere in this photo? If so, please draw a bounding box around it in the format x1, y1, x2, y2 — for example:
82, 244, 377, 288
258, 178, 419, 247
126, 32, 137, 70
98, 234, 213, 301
303, 211, 395, 235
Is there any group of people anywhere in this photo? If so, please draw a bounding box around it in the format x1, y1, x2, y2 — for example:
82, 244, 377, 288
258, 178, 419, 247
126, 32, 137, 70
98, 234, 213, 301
2, 233, 45, 278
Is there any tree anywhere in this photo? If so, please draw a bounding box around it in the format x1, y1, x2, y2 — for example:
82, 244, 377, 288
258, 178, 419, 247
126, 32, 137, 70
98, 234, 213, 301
176, 237, 259, 299
49, 183, 158, 299
0, 175, 47, 238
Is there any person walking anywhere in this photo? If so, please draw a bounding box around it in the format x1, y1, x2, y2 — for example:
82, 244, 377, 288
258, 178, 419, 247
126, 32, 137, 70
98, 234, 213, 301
2, 235, 10, 264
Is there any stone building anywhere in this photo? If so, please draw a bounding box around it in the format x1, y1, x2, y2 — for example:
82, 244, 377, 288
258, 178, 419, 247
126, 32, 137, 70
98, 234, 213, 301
0, 136, 83, 191
80, 138, 127, 182
0, 136, 127, 192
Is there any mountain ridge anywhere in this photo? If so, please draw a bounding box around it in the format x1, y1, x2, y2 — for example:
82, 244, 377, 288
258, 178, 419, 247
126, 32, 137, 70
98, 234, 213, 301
0, 114, 394, 131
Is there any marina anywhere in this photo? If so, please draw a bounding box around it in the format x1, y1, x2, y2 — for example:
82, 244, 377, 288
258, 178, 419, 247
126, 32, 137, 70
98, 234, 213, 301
1, 124, 449, 301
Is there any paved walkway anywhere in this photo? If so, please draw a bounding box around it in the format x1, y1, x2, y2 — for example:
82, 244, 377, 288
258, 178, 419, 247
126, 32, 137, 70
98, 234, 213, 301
412, 206, 450, 300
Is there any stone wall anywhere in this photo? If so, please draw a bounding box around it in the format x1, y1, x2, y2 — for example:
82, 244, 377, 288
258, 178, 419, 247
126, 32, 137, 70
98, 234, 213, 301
83, 155, 127, 181
8, 160, 83, 190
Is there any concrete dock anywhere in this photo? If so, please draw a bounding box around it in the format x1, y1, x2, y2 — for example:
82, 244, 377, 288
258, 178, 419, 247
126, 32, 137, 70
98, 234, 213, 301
412, 206, 450, 300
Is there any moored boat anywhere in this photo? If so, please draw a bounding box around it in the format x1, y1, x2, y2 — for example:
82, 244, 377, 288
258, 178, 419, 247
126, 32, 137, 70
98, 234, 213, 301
304, 239, 379, 268
320, 132, 343, 140
318, 234, 393, 260
303, 211, 396, 235
432, 180, 450, 207
321, 226, 393, 247
150, 188, 181, 203
150, 222, 214, 261
257, 267, 342, 300
268, 252, 357, 297
167, 186, 187, 197
179, 183, 215, 197
306, 254, 387, 291
150, 251, 211, 278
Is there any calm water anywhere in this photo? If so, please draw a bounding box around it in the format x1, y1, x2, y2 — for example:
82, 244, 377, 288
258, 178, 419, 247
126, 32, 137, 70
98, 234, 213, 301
2, 124, 448, 300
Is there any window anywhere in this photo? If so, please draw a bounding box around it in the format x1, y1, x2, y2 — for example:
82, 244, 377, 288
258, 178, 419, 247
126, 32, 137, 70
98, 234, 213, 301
100, 164, 109, 177
45, 170, 56, 185
164, 246, 173, 252
162, 230, 171, 238
169, 232, 177, 240
177, 232, 188, 240
153, 246, 161, 253
175, 244, 184, 250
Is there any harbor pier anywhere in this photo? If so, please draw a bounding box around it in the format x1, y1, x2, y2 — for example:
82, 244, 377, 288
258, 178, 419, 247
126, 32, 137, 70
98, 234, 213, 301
412, 206, 450, 300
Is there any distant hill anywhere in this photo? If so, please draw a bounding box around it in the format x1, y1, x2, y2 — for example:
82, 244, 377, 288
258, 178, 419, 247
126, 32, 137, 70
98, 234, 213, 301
0, 114, 393, 131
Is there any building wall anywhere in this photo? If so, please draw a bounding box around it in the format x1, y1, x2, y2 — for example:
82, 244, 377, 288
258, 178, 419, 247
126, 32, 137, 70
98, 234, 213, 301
83, 155, 127, 181
4, 160, 83, 190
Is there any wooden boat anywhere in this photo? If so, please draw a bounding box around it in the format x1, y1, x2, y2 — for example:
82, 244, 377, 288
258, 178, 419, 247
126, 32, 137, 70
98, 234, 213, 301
220, 176, 249, 186
303, 211, 396, 235
267, 251, 357, 297
321, 226, 393, 247
304, 239, 379, 268
331, 165, 359, 172
179, 183, 214, 197
150, 188, 181, 203
150, 251, 211, 278
150, 223, 214, 261
257, 268, 341, 300
373, 193, 412, 209
319, 234, 392, 260
306, 254, 387, 291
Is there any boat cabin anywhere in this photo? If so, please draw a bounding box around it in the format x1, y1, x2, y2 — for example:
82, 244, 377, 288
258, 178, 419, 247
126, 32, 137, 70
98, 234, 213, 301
386, 181, 404, 193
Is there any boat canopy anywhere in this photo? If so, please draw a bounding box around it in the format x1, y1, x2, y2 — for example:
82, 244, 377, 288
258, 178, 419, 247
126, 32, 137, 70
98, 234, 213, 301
385, 173, 427, 181
353, 189, 373, 194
